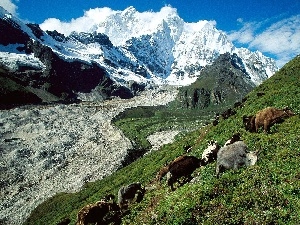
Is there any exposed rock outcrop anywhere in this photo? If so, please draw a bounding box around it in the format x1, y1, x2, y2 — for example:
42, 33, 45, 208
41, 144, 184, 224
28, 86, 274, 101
0, 15, 30, 45
176, 53, 256, 109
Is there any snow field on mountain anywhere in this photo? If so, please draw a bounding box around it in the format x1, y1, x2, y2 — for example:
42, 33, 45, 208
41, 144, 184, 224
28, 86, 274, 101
0, 51, 45, 71
1, 5, 278, 88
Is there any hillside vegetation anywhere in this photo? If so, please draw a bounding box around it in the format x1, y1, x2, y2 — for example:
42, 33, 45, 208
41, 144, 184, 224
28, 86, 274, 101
0, 68, 42, 109
112, 53, 255, 158
24, 55, 300, 225
174, 53, 255, 110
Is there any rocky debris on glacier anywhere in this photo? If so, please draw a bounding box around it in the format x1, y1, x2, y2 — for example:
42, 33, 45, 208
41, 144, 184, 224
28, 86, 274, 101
0, 87, 178, 225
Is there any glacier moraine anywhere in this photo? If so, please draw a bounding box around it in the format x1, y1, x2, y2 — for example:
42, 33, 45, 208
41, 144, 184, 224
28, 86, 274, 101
0, 87, 178, 225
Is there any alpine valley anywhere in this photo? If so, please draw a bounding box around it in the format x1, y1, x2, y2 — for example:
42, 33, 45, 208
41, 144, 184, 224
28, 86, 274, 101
0, 5, 280, 225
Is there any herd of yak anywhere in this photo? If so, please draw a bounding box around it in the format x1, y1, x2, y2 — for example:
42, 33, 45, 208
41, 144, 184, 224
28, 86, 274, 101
57, 104, 295, 225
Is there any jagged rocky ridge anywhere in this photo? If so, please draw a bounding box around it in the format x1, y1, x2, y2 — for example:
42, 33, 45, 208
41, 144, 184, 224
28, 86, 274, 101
0, 8, 144, 108
176, 52, 256, 109
0, 6, 277, 108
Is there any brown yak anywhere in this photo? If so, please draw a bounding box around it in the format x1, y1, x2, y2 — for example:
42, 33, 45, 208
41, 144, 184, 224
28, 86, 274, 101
156, 155, 203, 190
156, 155, 188, 182
75, 195, 121, 225
254, 107, 294, 133
243, 107, 295, 133
166, 156, 202, 190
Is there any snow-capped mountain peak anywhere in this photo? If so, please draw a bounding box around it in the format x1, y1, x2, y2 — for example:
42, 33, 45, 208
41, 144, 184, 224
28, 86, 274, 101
91, 6, 182, 46
1, 5, 278, 92
73, 6, 277, 85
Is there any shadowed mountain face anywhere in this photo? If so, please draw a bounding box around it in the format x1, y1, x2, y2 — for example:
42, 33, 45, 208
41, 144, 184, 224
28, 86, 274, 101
26, 40, 133, 99
0, 13, 138, 108
0, 16, 30, 46
1, 6, 277, 109
176, 53, 256, 109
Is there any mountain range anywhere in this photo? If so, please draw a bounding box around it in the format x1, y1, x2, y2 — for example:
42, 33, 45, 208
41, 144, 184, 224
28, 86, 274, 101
0, 6, 278, 106
0, 5, 296, 225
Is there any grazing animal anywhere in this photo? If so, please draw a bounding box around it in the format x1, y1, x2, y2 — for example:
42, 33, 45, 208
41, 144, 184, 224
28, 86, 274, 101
76, 197, 121, 225
212, 119, 219, 126
117, 182, 145, 210
257, 92, 265, 97
216, 141, 258, 178
201, 140, 220, 166
156, 155, 188, 182
254, 107, 295, 133
221, 108, 236, 120
56, 218, 71, 225
166, 156, 202, 190
242, 115, 256, 132
234, 101, 242, 109
224, 133, 241, 146
212, 114, 220, 126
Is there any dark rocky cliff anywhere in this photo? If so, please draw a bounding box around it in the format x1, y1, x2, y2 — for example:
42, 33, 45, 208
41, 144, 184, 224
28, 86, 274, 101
175, 53, 256, 109
26, 40, 133, 99
0, 16, 30, 45
0, 21, 135, 108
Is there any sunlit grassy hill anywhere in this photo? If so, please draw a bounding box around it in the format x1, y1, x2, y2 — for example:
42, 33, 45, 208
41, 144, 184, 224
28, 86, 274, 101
24, 55, 300, 225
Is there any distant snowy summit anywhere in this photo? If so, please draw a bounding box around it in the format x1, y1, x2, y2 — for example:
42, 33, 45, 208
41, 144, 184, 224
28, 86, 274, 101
40, 6, 278, 85
0, 6, 278, 100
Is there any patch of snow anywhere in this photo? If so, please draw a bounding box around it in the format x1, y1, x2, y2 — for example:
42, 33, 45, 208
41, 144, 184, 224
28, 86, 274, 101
146, 130, 181, 153
0, 51, 45, 71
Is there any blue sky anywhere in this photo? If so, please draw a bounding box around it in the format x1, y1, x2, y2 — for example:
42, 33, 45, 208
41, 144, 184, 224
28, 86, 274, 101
1, 0, 300, 67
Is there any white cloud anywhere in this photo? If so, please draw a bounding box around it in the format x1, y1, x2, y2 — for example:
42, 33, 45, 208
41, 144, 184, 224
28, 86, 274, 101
40, 6, 180, 36
228, 15, 300, 67
228, 21, 258, 44
40, 7, 117, 36
0, 0, 18, 15
237, 18, 243, 23
250, 16, 300, 54
39, 6, 182, 44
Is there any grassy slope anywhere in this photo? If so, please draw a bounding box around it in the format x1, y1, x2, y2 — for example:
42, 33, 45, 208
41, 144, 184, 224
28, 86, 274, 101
24, 55, 300, 225
0, 68, 42, 107
0, 67, 61, 108
124, 55, 300, 224
112, 105, 215, 150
